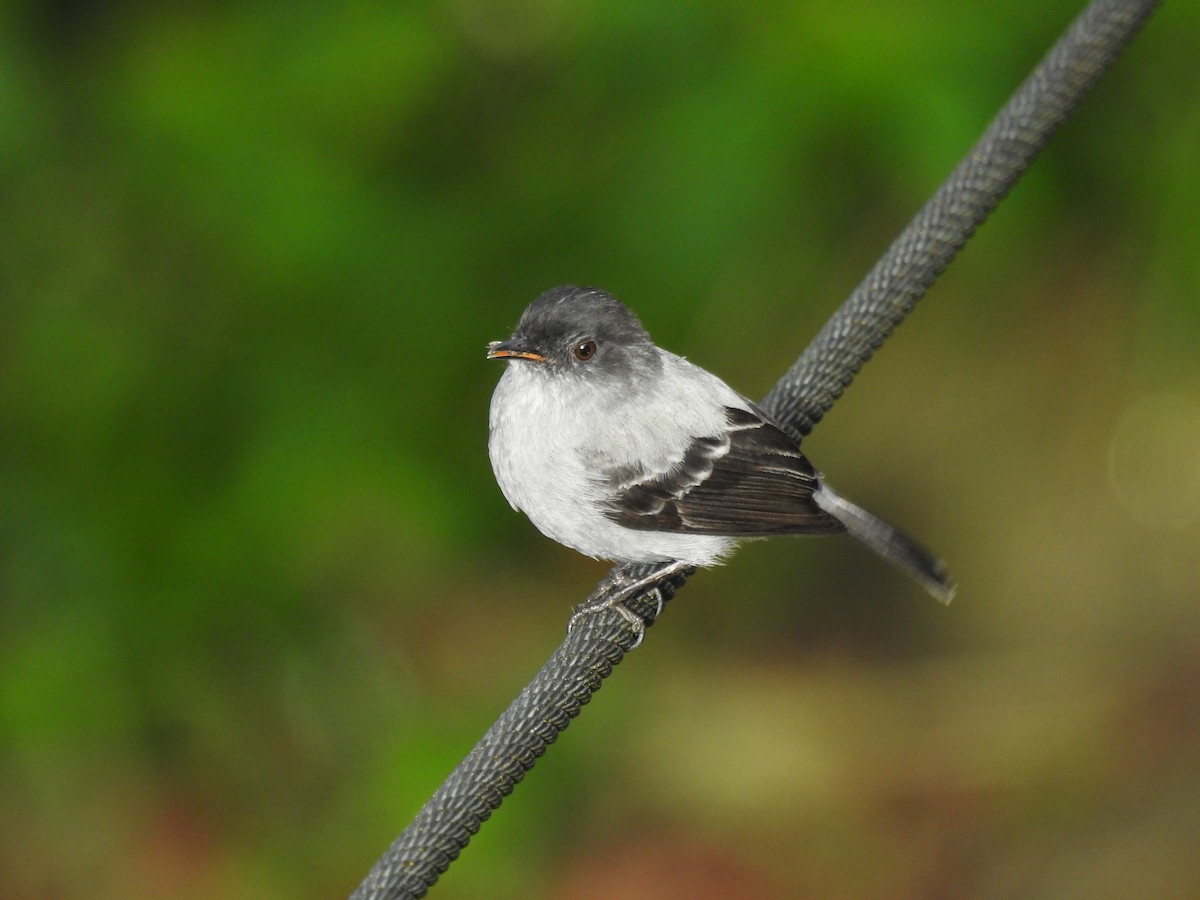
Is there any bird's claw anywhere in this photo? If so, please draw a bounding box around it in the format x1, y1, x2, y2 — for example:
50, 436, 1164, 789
568, 597, 650, 649
567, 562, 691, 650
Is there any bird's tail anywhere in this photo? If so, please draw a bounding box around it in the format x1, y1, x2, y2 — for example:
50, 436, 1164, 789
815, 484, 956, 605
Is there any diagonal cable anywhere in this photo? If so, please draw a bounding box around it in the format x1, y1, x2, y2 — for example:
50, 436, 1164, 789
761, 0, 1162, 437
350, 1, 1161, 896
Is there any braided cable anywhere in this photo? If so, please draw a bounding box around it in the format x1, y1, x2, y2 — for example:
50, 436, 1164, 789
351, 2, 1160, 895
761, 0, 1162, 435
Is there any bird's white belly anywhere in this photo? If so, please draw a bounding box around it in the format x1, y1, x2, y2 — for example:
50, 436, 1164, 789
488, 363, 736, 566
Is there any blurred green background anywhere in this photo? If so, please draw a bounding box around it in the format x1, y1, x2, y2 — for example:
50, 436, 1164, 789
2, 1, 1198, 897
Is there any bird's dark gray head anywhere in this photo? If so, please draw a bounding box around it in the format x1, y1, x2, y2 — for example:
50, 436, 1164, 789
487, 285, 660, 379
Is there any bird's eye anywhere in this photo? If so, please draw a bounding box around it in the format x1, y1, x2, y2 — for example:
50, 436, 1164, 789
572, 340, 597, 361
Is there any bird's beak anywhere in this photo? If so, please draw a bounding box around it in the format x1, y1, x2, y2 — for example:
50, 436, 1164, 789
486, 339, 547, 363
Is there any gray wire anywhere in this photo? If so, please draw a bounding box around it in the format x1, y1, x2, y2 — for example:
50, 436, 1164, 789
350, 1, 1161, 896
761, 0, 1162, 437
350, 565, 685, 899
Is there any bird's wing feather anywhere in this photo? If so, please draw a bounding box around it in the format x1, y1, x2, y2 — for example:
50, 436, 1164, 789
601, 407, 845, 535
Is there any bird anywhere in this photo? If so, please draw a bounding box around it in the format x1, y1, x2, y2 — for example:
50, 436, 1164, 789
486, 285, 954, 641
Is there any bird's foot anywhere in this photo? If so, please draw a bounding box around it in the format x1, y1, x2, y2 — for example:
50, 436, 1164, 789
568, 561, 693, 650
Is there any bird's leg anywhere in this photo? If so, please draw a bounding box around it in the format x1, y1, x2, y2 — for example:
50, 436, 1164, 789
568, 560, 694, 649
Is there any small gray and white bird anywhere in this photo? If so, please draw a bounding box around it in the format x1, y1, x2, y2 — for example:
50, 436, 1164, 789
487, 285, 954, 632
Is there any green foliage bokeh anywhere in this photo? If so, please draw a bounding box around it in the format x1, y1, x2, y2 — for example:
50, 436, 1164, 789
2, 2, 1198, 897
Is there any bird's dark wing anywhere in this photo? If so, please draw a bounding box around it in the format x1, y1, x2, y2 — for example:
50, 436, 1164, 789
601, 407, 845, 536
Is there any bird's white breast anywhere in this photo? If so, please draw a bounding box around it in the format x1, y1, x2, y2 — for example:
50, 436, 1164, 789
488, 352, 747, 566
